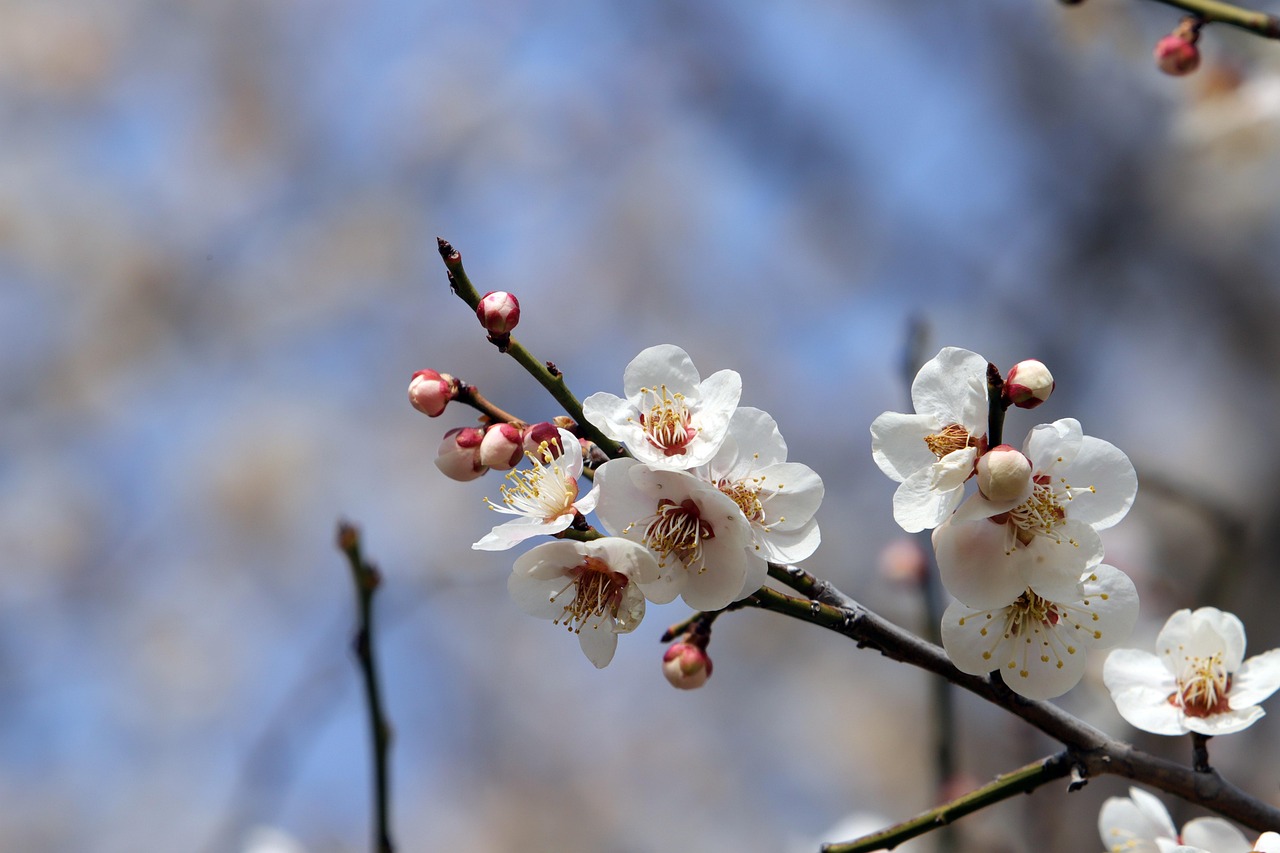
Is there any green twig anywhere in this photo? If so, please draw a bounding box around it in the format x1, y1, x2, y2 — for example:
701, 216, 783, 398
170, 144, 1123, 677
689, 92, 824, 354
337, 521, 395, 853
823, 754, 1073, 852
1147, 0, 1280, 37
436, 238, 627, 459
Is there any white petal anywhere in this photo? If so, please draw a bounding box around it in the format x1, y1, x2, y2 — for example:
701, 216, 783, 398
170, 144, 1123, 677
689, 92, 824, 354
1158, 608, 1247, 672
871, 411, 942, 483
577, 622, 619, 668
733, 553, 770, 600
1185, 705, 1265, 736
591, 458, 653, 536
1252, 832, 1280, 853
755, 519, 821, 564
893, 469, 964, 534
910, 347, 989, 423
1228, 648, 1280, 707
722, 407, 787, 468
592, 536, 663, 585
756, 463, 825, 531
1023, 418, 1083, 471
581, 391, 638, 441
695, 369, 744, 418
1180, 818, 1252, 853
1032, 564, 1139, 651
1098, 790, 1174, 852
622, 344, 700, 399
933, 517, 1027, 609
637, 563, 685, 605
1104, 649, 1186, 735
1059, 435, 1137, 530
473, 514, 573, 551
681, 534, 751, 611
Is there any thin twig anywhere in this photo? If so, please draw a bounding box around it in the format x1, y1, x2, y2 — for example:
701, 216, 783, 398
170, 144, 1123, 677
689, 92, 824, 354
743, 573, 1280, 832
337, 521, 395, 853
1145, 0, 1280, 38
436, 238, 627, 459
822, 753, 1073, 852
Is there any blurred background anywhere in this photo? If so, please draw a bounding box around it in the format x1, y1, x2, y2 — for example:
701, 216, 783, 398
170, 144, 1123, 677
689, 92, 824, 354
4, 0, 1280, 850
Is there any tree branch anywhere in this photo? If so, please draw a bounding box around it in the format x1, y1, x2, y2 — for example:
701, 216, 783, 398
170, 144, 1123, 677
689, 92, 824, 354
337, 521, 395, 853
745, 571, 1280, 834
1145, 0, 1280, 38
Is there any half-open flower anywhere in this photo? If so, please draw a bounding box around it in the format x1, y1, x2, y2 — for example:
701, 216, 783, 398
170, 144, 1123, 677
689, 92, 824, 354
1103, 607, 1280, 736
933, 418, 1137, 609
870, 347, 989, 533
593, 457, 754, 611
941, 564, 1138, 699
507, 538, 659, 668
473, 428, 596, 551
1099, 787, 1252, 853
582, 344, 741, 469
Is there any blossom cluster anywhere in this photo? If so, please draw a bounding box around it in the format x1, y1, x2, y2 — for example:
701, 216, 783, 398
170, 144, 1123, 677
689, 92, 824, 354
872, 347, 1140, 699
1099, 787, 1280, 853
417, 344, 823, 668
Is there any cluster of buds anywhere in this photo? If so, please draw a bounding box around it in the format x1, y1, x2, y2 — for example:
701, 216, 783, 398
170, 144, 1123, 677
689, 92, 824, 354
433, 420, 570, 482
1154, 17, 1203, 77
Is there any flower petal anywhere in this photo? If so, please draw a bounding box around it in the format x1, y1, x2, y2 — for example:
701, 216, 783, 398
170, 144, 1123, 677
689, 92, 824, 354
1098, 789, 1175, 852
870, 411, 940, 483
1180, 818, 1252, 853
1104, 648, 1187, 735
909, 347, 988, 425
577, 622, 619, 668
893, 468, 964, 534
933, 516, 1028, 608
473, 514, 574, 551
1229, 648, 1280, 708
622, 344, 700, 399
1058, 435, 1137, 530
1185, 705, 1265, 736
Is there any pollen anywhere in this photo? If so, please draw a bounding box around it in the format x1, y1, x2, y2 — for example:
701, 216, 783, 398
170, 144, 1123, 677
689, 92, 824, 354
488, 442, 579, 521
549, 556, 631, 633
717, 477, 766, 526
923, 423, 978, 459
1171, 652, 1233, 717
637, 385, 697, 457
641, 498, 716, 573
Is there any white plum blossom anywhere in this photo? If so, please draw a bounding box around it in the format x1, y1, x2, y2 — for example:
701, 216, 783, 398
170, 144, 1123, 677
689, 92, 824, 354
473, 428, 596, 551
582, 344, 741, 469
871, 347, 989, 533
691, 407, 824, 571
507, 537, 659, 668
933, 418, 1137, 609
941, 563, 1138, 699
1098, 787, 1253, 853
1103, 607, 1280, 736
593, 457, 756, 611
1254, 833, 1280, 853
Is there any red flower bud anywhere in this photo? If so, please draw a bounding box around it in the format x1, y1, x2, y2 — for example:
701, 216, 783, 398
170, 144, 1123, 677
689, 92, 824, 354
408, 369, 456, 417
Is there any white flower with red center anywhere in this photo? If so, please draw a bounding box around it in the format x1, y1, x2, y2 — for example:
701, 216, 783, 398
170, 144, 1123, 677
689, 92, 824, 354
870, 347, 990, 533
593, 457, 755, 611
473, 428, 597, 551
1098, 787, 1253, 853
933, 418, 1137, 609
941, 563, 1138, 699
1103, 607, 1280, 736
507, 538, 659, 668
692, 407, 824, 569
582, 344, 741, 469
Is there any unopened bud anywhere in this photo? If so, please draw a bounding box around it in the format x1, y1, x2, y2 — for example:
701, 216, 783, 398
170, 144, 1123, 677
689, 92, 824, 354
477, 291, 521, 336
435, 426, 488, 481
976, 445, 1033, 504
1154, 22, 1200, 76
522, 421, 565, 458
408, 369, 456, 417
1004, 360, 1055, 409
662, 641, 713, 690
479, 422, 524, 470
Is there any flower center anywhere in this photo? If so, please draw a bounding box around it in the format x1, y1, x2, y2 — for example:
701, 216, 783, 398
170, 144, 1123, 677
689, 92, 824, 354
923, 423, 979, 459
1170, 653, 1233, 717
1005, 589, 1060, 635
640, 498, 716, 572
994, 472, 1094, 548
637, 385, 697, 457
549, 556, 634, 633
487, 441, 579, 521
716, 477, 766, 526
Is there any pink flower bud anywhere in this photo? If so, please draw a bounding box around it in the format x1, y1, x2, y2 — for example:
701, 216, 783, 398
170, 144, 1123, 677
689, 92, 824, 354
1155, 33, 1200, 76
522, 421, 565, 459
478, 422, 524, 470
1003, 359, 1055, 409
878, 538, 929, 586
976, 445, 1033, 504
662, 642, 713, 690
408, 369, 456, 417
435, 427, 488, 481
476, 291, 521, 336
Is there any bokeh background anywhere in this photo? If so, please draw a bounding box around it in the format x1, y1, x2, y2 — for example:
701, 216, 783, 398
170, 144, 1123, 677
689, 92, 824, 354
5, 0, 1280, 851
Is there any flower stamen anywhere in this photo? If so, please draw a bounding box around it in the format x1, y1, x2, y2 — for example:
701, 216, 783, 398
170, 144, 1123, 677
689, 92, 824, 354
923, 423, 979, 459
638, 498, 716, 573
549, 556, 631, 633
1171, 652, 1232, 717
637, 385, 697, 457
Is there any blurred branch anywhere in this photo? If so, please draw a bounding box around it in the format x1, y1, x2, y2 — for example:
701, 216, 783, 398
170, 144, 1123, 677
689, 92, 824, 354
337, 521, 395, 853
823, 753, 1072, 853
436, 238, 627, 459
751, 566, 1280, 836
1145, 0, 1280, 37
